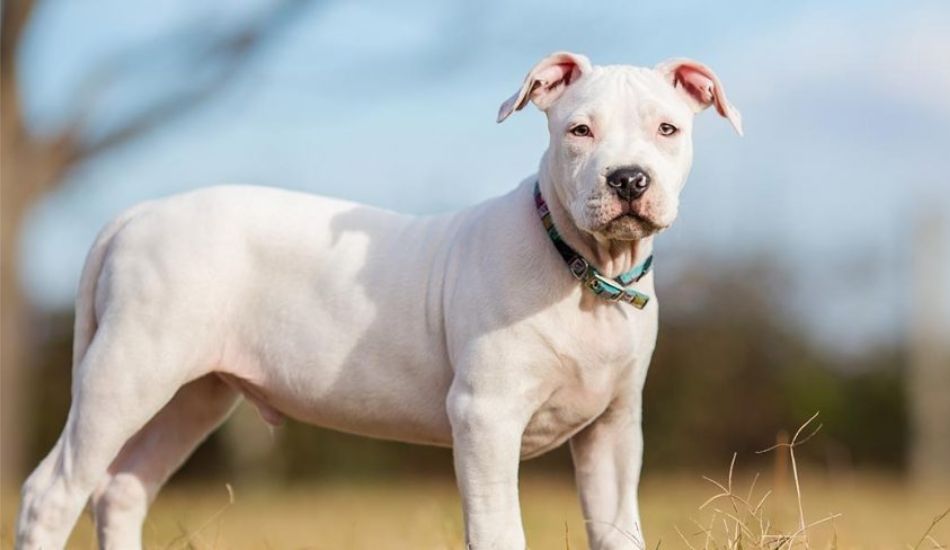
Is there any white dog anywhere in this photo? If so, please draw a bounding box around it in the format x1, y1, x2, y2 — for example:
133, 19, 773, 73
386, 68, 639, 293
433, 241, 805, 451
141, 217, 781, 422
16, 51, 741, 549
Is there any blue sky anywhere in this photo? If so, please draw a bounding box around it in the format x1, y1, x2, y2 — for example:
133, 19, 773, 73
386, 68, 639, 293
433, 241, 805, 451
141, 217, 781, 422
17, 0, 950, 355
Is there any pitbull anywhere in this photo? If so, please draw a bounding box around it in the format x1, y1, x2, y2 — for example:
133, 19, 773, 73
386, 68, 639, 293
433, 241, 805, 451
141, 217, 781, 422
16, 52, 741, 549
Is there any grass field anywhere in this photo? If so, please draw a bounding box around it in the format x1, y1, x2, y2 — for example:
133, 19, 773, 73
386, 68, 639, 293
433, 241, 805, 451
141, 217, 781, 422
3, 469, 948, 549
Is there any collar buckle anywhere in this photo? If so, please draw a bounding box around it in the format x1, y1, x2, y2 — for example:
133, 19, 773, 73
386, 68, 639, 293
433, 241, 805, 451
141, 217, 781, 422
568, 257, 589, 280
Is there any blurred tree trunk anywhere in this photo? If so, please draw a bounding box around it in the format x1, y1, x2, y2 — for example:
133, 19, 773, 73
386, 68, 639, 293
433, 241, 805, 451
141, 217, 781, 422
2, 100, 66, 489
2, 0, 53, 490
909, 211, 950, 483
1, 0, 309, 487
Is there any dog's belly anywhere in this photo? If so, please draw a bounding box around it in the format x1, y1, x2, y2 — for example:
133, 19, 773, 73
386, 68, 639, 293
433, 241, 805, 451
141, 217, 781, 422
221, 350, 457, 448
224, 347, 610, 458
230, 371, 607, 458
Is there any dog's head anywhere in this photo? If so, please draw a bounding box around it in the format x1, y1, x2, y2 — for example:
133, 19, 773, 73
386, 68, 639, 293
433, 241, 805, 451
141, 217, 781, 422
498, 52, 742, 240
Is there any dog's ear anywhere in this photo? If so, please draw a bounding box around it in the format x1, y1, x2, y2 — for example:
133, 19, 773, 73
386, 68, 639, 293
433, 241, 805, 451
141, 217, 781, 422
655, 58, 743, 136
497, 52, 592, 123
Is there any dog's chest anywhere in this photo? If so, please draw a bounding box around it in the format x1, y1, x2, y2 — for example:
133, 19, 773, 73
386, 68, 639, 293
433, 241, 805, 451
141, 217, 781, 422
520, 383, 613, 458
519, 314, 645, 459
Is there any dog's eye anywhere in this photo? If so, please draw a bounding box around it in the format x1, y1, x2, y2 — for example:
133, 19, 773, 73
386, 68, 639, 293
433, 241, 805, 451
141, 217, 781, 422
658, 123, 678, 136
569, 124, 592, 137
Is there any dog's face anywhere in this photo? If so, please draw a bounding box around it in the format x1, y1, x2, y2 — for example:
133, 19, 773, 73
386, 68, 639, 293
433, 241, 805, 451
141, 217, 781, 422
499, 53, 742, 241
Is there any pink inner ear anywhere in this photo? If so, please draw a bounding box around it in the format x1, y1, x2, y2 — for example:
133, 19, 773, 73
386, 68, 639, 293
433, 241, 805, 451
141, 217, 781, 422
675, 66, 716, 107
527, 62, 581, 111
657, 58, 743, 135
537, 63, 580, 86
497, 52, 591, 123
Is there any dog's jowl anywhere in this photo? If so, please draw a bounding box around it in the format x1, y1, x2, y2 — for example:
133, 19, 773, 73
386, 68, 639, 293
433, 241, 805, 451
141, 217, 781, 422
16, 52, 741, 550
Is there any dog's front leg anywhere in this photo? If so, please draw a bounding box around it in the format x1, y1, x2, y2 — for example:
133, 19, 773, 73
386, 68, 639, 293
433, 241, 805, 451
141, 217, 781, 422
570, 399, 645, 550
448, 388, 529, 550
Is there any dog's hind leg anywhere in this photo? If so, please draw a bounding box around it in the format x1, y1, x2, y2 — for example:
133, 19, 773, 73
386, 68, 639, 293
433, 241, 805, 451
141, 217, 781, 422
89, 373, 239, 550
15, 319, 210, 550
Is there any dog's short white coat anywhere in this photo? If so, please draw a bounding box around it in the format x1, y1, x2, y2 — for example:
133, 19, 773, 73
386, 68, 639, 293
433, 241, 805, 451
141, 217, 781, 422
16, 52, 740, 550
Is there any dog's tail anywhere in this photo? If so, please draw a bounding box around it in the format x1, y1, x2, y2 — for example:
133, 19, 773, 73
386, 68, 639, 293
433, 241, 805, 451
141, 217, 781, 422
71, 206, 143, 369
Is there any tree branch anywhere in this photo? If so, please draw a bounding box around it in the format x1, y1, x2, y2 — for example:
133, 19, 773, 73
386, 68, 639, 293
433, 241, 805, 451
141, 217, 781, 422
1, 0, 35, 68
71, 0, 309, 162
1, 0, 36, 152
47, 0, 312, 184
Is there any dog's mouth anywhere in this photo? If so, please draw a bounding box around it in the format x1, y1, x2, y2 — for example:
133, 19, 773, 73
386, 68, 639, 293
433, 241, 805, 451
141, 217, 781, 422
611, 211, 651, 224
615, 201, 667, 227
602, 214, 656, 239
582, 192, 671, 240
601, 209, 666, 240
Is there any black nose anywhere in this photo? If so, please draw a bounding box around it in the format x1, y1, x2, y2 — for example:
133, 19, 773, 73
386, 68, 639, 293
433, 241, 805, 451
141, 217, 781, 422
606, 167, 651, 201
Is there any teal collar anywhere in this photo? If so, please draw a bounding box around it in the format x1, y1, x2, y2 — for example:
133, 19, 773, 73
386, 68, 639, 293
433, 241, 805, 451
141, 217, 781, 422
534, 181, 653, 308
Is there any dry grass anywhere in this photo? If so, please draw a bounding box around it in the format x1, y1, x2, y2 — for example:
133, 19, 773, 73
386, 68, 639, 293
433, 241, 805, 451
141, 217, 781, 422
2, 471, 947, 549
675, 412, 843, 549
2, 417, 947, 549
665, 414, 948, 550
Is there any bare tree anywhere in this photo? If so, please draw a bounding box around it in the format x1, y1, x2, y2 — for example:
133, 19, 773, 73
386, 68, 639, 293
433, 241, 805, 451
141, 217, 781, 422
1, 0, 310, 484
909, 210, 950, 483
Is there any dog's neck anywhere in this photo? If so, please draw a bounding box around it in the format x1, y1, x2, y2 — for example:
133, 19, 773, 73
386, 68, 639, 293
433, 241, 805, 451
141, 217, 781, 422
538, 171, 654, 281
